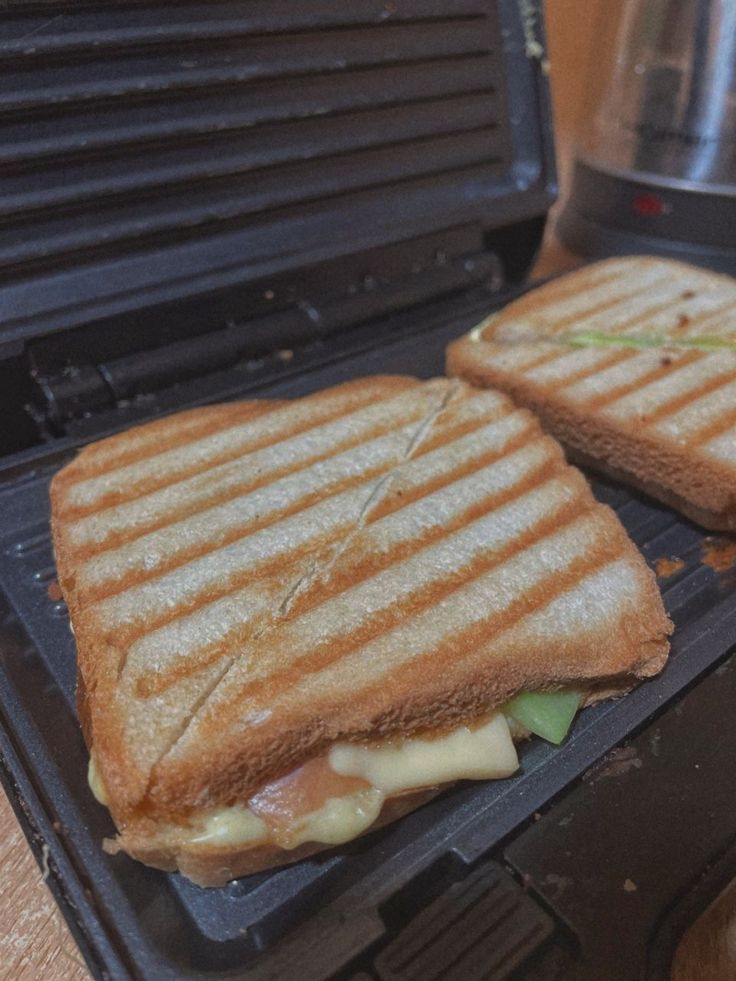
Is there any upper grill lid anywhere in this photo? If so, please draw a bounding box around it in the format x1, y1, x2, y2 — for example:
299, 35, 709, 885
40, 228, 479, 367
0, 0, 554, 348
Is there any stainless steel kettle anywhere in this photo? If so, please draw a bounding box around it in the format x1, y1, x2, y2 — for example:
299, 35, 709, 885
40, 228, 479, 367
558, 0, 736, 271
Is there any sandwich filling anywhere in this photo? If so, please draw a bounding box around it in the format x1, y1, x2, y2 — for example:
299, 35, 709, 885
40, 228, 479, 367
88, 691, 580, 852
469, 315, 736, 352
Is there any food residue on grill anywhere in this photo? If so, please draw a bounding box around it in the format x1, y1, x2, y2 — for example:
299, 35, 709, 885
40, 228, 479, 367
47, 581, 63, 602
654, 557, 685, 579
701, 538, 736, 573
582, 745, 642, 783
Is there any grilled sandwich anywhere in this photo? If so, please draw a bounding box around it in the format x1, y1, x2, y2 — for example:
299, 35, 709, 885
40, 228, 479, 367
447, 256, 736, 531
51, 375, 671, 886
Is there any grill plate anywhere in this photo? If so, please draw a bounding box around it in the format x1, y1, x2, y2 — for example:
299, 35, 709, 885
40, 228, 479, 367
0, 300, 734, 979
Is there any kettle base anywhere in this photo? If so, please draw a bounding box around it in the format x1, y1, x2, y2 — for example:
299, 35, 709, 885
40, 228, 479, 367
558, 160, 736, 274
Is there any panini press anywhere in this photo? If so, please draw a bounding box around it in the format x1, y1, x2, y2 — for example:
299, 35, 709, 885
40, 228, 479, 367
0, 3, 734, 979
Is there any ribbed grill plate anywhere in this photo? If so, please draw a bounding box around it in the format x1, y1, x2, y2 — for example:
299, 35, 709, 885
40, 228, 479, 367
0, 1, 551, 344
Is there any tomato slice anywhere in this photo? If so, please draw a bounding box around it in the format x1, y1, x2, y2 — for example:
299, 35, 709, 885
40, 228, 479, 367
248, 756, 370, 834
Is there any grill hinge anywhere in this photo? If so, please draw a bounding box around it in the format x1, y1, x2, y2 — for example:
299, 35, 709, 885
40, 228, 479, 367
26, 240, 502, 431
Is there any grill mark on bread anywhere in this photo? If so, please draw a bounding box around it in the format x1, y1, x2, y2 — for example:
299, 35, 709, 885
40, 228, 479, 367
66, 402, 276, 481
602, 355, 736, 424
565, 350, 702, 410
89, 421, 515, 614
703, 429, 736, 465
67, 406, 422, 558
663, 297, 736, 338
295, 439, 562, 611
490, 345, 732, 425
470, 340, 571, 375
485, 346, 571, 372
636, 366, 736, 430
655, 397, 736, 445
136, 379, 489, 770
522, 347, 633, 386
101, 490, 368, 652
74, 403, 485, 604
596, 292, 721, 337
566, 277, 736, 340
269, 379, 465, 620
62, 378, 409, 488
65, 388, 465, 557
77, 461, 395, 606
544, 282, 702, 338
156, 509, 613, 778
477, 276, 619, 341
58, 380, 421, 519
88, 408, 534, 639
95, 382, 464, 647
68, 433, 372, 562
209, 504, 597, 728
397, 398, 514, 459
142, 658, 234, 788
690, 408, 736, 446
85, 394, 509, 574
503, 260, 623, 309
134, 445, 565, 698
498, 271, 669, 336
319, 417, 537, 550
121, 432, 555, 694
359, 553, 634, 714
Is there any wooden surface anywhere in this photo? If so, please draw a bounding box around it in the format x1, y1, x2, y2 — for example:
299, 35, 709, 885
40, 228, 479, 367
0, 3, 732, 979
0, 797, 89, 980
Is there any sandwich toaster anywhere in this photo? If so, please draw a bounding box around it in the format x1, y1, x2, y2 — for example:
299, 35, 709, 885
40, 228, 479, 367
0, 2, 734, 978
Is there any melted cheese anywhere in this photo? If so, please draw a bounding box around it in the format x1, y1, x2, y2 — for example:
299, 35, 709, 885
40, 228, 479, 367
87, 713, 519, 850
328, 712, 518, 794
87, 753, 109, 806
273, 788, 384, 850
189, 806, 267, 847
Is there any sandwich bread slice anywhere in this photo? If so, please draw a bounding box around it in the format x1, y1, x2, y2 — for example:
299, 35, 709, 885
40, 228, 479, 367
51, 375, 671, 886
447, 256, 736, 530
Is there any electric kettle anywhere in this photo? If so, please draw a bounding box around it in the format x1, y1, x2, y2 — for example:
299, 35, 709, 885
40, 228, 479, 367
558, 0, 736, 271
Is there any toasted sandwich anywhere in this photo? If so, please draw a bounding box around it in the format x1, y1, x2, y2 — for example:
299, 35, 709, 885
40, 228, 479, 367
447, 256, 736, 531
50, 375, 671, 886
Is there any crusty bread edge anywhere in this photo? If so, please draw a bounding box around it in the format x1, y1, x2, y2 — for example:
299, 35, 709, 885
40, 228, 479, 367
102, 674, 647, 888
566, 448, 736, 533
105, 787, 441, 887
447, 337, 736, 531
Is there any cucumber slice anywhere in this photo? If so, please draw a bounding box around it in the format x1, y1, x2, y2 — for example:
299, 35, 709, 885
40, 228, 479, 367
563, 331, 735, 352
504, 690, 581, 745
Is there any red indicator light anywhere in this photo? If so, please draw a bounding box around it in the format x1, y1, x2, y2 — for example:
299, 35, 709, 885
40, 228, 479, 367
633, 193, 666, 217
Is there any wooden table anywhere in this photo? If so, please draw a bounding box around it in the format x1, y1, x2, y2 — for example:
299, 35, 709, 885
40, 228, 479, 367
0, 794, 89, 980
0, 3, 732, 978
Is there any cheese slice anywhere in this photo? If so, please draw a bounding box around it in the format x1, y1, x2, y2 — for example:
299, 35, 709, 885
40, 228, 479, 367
88, 754, 109, 806
328, 713, 518, 794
